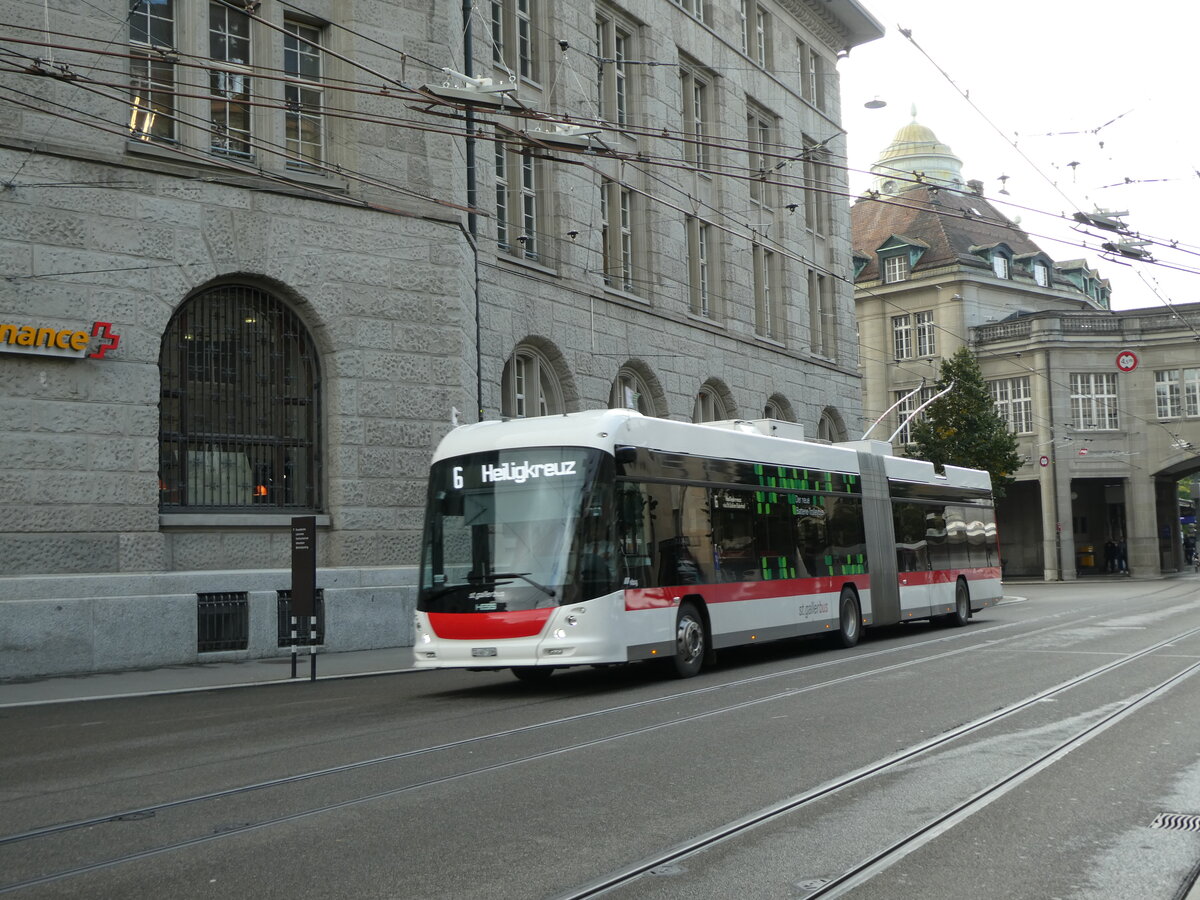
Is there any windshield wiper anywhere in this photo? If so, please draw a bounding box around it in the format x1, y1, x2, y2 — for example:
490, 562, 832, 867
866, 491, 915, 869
487, 571, 557, 600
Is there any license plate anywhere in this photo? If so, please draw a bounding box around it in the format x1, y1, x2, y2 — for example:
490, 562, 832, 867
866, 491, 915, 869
471, 647, 497, 658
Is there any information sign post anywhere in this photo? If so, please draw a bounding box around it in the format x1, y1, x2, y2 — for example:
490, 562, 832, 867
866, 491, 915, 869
291, 516, 317, 680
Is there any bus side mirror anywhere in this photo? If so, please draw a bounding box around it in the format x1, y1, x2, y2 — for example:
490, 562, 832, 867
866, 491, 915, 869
614, 446, 637, 470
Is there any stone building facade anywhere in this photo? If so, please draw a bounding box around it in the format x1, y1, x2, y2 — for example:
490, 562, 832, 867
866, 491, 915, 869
0, 0, 883, 677
852, 119, 1200, 580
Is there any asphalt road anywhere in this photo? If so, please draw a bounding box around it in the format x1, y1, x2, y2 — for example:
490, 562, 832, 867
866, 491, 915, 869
2, 578, 1200, 899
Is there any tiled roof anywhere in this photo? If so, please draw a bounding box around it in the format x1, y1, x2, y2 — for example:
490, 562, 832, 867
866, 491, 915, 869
850, 184, 1045, 281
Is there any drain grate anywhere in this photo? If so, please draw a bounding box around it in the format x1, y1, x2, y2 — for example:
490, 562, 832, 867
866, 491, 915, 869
1151, 813, 1200, 832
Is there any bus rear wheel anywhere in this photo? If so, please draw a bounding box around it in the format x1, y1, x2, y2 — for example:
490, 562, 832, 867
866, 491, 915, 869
672, 602, 706, 678
837, 588, 861, 648
947, 580, 970, 627
511, 666, 554, 682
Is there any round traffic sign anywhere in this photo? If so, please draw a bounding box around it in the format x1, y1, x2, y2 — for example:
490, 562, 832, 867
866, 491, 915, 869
1039, 455, 1049, 467
1116, 350, 1138, 373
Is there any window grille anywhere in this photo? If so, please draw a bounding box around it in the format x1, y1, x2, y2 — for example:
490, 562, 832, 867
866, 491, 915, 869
277, 589, 326, 646
197, 592, 249, 652
160, 285, 321, 511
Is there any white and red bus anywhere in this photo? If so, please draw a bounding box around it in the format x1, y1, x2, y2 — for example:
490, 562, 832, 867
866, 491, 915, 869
414, 409, 1001, 680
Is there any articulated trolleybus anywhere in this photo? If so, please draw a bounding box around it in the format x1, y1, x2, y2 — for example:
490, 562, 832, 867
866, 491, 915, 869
415, 409, 1001, 681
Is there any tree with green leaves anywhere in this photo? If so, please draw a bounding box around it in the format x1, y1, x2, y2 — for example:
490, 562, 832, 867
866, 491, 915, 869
905, 347, 1022, 498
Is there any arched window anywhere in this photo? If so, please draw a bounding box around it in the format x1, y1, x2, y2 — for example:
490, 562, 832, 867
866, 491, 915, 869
502, 345, 564, 418
159, 285, 321, 510
609, 364, 659, 416
693, 383, 729, 422
763, 394, 795, 422
817, 408, 846, 442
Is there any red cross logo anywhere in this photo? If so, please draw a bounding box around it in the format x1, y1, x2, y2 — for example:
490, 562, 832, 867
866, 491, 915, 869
87, 322, 120, 360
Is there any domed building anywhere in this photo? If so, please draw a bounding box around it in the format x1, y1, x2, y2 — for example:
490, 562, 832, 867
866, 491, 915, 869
852, 118, 1200, 580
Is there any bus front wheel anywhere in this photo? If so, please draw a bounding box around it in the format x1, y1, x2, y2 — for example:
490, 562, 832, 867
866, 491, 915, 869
837, 588, 861, 648
672, 602, 706, 678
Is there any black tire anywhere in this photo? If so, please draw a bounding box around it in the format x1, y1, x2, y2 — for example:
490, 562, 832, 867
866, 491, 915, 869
511, 666, 553, 682
672, 601, 706, 678
837, 587, 861, 648
948, 579, 970, 627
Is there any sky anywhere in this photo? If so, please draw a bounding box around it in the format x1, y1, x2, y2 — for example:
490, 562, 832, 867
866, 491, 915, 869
836, 0, 1200, 311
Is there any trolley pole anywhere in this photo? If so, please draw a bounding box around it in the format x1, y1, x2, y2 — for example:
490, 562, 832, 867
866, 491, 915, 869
290, 516, 318, 680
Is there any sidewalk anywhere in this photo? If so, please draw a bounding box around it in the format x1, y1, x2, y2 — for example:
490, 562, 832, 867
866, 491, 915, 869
0, 646, 419, 708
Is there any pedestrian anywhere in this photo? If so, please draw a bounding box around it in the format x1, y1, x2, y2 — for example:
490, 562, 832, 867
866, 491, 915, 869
1116, 538, 1128, 575
1103, 539, 1116, 574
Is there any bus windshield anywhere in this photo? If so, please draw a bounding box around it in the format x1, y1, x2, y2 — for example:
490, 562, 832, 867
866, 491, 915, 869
419, 446, 616, 613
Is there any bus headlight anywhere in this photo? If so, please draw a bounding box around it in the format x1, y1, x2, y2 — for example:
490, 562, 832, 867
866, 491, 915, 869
565, 615, 578, 626
553, 628, 567, 639
421, 632, 432, 644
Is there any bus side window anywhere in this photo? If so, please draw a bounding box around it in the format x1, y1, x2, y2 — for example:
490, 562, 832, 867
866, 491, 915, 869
892, 500, 930, 573
826, 495, 867, 576
711, 489, 756, 581
793, 497, 827, 578
945, 506, 970, 570
982, 507, 999, 567
616, 482, 655, 588
754, 493, 799, 580
925, 505, 949, 571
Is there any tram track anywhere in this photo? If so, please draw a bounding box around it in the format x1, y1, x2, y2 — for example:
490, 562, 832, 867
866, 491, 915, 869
2, 587, 1196, 895
553, 621, 1200, 899
0, 611, 1072, 851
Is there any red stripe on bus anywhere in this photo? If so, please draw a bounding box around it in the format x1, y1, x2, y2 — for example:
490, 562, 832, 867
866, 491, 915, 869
899, 568, 1001, 586
427, 609, 553, 639
626, 575, 871, 611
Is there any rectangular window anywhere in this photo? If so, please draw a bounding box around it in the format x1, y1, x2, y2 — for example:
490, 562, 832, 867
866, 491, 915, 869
892, 314, 913, 360
738, 2, 771, 67
747, 107, 776, 207
990, 376, 1033, 434
687, 216, 711, 317
208, 1, 253, 157
283, 20, 324, 171
1185, 368, 1200, 417
808, 269, 835, 358
915, 310, 936, 357
669, 0, 705, 22
601, 179, 635, 292
1156, 370, 1182, 419
596, 10, 633, 126
754, 8, 770, 68
494, 142, 510, 250
753, 244, 780, 340
495, 146, 539, 260
883, 255, 909, 284
801, 136, 829, 233
1070, 373, 1119, 430
893, 387, 936, 444
492, 0, 537, 82
1034, 261, 1050, 287
798, 40, 825, 110
680, 62, 710, 169
129, 0, 176, 143
520, 152, 538, 259
992, 254, 1010, 279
